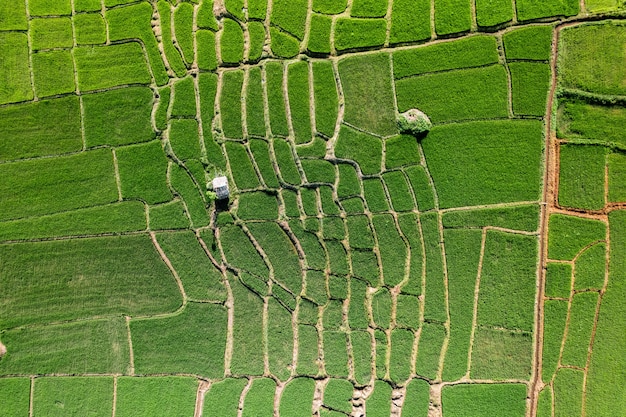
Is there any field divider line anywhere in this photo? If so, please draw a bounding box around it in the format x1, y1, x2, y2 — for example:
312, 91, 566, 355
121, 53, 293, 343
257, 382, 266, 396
24, 0, 37, 102
531, 21, 569, 415
470, 0, 478, 32
206, 226, 234, 376
28, 376, 34, 417
237, 378, 253, 417
581, 221, 611, 416
465, 227, 487, 379
194, 379, 211, 417
111, 149, 123, 202
112, 376, 118, 417
125, 316, 135, 375
435, 209, 452, 382
150, 231, 188, 302
324, 59, 344, 158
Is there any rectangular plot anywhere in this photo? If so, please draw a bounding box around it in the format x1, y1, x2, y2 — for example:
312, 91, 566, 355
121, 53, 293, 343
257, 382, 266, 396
288, 61, 313, 144
0, 201, 146, 242
402, 379, 430, 416
149, 200, 189, 230
415, 322, 446, 379
203, 379, 248, 417
476, 0, 513, 27
554, 368, 583, 417
338, 53, 396, 136
0, 96, 81, 161
389, 329, 414, 384
559, 144, 606, 211
334, 18, 387, 52
545, 262, 572, 298
510, 62, 551, 116
32, 50, 75, 97
246, 67, 266, 137
0, 33, 32, 105
308, 13, 332, 55
33, 377, 113, 417
393, 35, 499, 78
389, 0, 431, 44
250, 140, 280, 188
347, 215, 375, 249
280, 378, 315, 417
442, 204, 540, 232
366, 380, 393, 416
117, 140, 172, 205
312, 61, 339, 138
84, 87, 155, 147
266, 62, 290, 136
351, 330, 372, 385
503, 26, 553, 61
116, 377, 197, 417
363, 178, 390, 212
171, 76, 196, 117
0, 318, 129, 375
220, 70, 244, 139
561, 292, 598, 367
442, 229, 482, 381
0, 0, 27, 30
268, 298, 294, 381
0, 149, 117, 222
422, 120, 543, 208
0, 235, 181, 329
326, 240, 349, 276
441, 383, 527, 417
373, 214, 408, 287
558, 100, 626, 148
219, 225, 270, 279
609, 151, 626, 203
396, 65, 508, 123
542, 300, 568, 382
421, 212, 447, 322
471, 327, 532, 380
230, 279, 265, 375
516, 0, 579, 21
74, 42, 151, 91
0, 378, 30, 416
324, 331, 349, 377
30, 17, 72, 50
477, 231, 537, 331
348, 278, 370, 329
434, 0, 472, 35
242, 378, 276, 417
75, 13, 107, 45
170, 119, 202, 162
297, 325, 320, 375
273, 139, 302, 185
224, 142, 261, 190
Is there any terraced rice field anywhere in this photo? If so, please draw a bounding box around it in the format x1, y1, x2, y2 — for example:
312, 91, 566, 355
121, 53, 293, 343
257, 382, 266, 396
0, 0, 625, 416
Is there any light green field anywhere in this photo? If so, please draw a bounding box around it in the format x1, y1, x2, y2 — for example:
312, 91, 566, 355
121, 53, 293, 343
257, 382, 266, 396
0, 1, 624, 415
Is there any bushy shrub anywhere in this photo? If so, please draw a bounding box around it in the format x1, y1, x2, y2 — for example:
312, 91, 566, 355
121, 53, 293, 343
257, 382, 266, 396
397, 108, 432, 136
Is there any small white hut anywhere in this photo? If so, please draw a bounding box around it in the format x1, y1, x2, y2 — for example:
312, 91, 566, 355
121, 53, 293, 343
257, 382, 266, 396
212, 176, 230, 200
